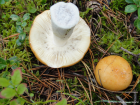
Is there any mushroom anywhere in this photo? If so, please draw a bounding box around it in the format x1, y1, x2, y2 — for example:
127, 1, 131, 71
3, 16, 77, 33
29, 2, 90, 68
94, 55, 133, 91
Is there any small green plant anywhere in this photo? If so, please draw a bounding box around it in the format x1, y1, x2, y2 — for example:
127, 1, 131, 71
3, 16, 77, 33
80, 8, 93, 19
0, 68, 27, 105
10, 13, 30, 46
0, 56, 20, 71
63, 93, 85, 105
0, 67, 56, 105
110, 0, 127, 12
125, 0, 140, 29
0, 0, 9, 4
56, 98, 67, 105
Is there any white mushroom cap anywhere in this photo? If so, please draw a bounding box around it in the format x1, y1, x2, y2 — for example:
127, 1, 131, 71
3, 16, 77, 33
29, 4, 90, 68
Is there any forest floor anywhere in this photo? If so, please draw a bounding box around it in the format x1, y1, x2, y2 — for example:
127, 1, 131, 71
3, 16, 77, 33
0, 0, 140, 105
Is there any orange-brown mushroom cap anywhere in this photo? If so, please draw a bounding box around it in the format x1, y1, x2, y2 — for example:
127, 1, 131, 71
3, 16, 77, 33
94, 55, 133, 91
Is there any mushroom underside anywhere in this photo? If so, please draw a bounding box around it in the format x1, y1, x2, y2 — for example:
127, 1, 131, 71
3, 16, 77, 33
29, 10, 90, 68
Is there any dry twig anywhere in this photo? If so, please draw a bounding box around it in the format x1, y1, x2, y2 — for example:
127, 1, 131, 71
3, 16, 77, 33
120, 47, 140, 67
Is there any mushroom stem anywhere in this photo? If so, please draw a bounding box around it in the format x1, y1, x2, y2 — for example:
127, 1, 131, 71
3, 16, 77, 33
50, 2, 79, 46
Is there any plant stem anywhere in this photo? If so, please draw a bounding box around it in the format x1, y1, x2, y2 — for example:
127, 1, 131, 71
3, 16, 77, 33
0, 5, 2, 17
5, 65, 8, 72
23, 0, 28, 10
31, 100, 56, 105
32, 0, 37, 7
5, 98, 12, 105
120, 47, 140, 67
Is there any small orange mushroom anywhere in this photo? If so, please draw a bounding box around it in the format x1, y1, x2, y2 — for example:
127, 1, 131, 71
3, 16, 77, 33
94, 55, 133, 91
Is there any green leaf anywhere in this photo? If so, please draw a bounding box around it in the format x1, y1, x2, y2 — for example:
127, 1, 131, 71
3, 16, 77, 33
2, 71, 10, 78
6, 59, 10, 65
10, 100, 18, 105
29, 93, 34, 97
9, 56, 19, 65
0, 88, 16, 99
138, 7, 140, 18
16, 39, 22, 46
56, 99, 67, 105
7, 83, 14, 88
10, 14, 20, 21
19, 33, 26, 42
11, 65, 18, 70
0, 78, 10, 87
21, 22, 27, 27
16, 25, 23, 33
11, 68, 22, 85
16, 1, 20, 5
16, 21, 21, 25
5, 0, 9, 1
23, 13, 30, 21
0, 0, 5, 4
9, 56, 20, 69
28, 6, 37, 13
125, 0, 134, 3
137, 19, 140, 30
17, 83, 27, 95
134, 19, 138, 27
41, 0, 47, 4
16, 97, 25, 105
21, 68, 26, 73
2, 14, 6, 19
103, 5, 106, 12
125, 5, 137, 13
133, 0, 139, 4
25, 26, 31, 32
0, 57, 6, 70
0, 99, 7, 105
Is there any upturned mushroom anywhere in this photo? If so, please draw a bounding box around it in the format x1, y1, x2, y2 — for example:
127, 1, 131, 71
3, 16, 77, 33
29, 2, 90, 68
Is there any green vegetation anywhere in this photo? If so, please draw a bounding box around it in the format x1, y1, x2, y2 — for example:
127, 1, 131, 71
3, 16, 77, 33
0, 68, 27, 105
110, 0, 127, 12
10, 13, 30, 46
0, 0, 140, 105
125, 0, 140, 29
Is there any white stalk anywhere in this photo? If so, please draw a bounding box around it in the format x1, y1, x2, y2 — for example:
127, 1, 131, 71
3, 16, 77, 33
50, 2, 79, 46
